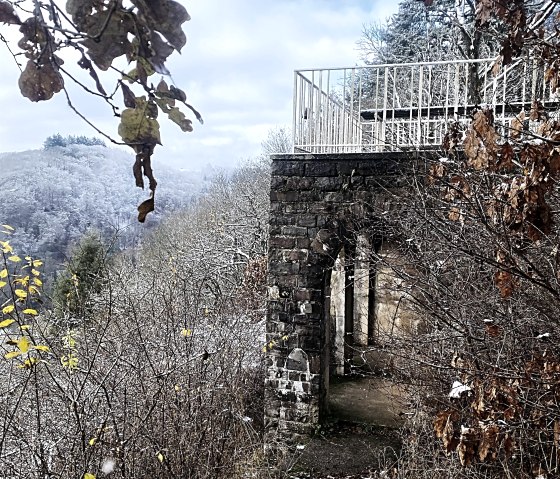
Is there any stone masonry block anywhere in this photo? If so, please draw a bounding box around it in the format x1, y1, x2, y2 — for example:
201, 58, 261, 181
296, 216, 317, 227
305, 162, 337, 177
280, 225, 308, 237
269, 236, 296, 248
271, 161, 305, 176
274, 191, 300, 202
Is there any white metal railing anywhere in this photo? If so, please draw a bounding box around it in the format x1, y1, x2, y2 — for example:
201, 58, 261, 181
293, 57, 558, 153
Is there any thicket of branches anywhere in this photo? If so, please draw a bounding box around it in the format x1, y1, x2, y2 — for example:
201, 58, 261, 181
0, 157, 271, 478
356, 1, 560, 477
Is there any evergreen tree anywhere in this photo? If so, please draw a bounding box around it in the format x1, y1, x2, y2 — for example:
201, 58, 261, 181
52, 232, 108, 320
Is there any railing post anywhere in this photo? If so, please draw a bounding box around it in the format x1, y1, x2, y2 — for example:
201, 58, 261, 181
417, 65, 423, 146
292, 71, 298, 153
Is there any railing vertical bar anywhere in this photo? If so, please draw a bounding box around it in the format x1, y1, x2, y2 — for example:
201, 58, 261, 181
316, 70, 323, 152
444, 63, 451, 128
417, 65, 424, 145
307, 71, 314, 150
532, 56, 538, 101
375, 68, 380, 151
301, 75, 307, 150
392, 66, 397, 147
292, 72, 298, 152
543, 61, 549, 101
382, 66, 389, 149
349, 67, 355, 150
454, 63, 460, 121
325, 70, 331, 154
522, 59, 527, 104
409, 68, 415, 148
358, 68, 363, 150
427, 65, 432, 145
502, 65, 508, 124
482, 62, 489, 104
463, 63, 468, 112
341, 68, 347, 152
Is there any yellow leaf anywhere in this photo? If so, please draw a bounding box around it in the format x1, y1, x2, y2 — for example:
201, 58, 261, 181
2, 304, 14, 314
32, 260, 43, 267
0, 269, 7, 279
8, 255, 21, 262
22, 308, 38, 316
0, 281, 6, 288
14, 276, 29, 286
20, 325, 30, 331
32, 345, 50, 352
0, 240, 13, 253
262, 346, 267, 353
19, 357, 38, 369
84, 474, 96, 479
0, 319, 15, 328
180, 328, 192, 337
29, 286, 39, 295
17, 336, 29, 353
1, 224, 14, 231
61, 354, 78, 369
157, 452, 164, 463
14, 289, 27, 299
4, 351, 21, 359
32, 278, 42, 287
89, 437, 97, 446
174, 385, 180, 392
31, 269, 40, 277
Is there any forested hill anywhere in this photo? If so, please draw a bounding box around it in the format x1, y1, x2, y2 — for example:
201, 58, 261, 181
0, 144, 210, 272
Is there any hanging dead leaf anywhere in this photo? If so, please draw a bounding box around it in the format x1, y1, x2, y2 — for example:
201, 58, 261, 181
138, 195, 155, 223
81, 11, 134, 71
458, 426, 478, 466
18, 60, 64, 102
448, 207, 461, 222
168, 107, 193, 132
434, 410, 459, 453
118, 97, 161, 147
0, 0, 20, 24
132, 0, 190, 51
485, 323, 502, 338
478, 423, 499, 461
120, 81, 137, 109
494, 270, 516, 298
78, 54, 106, 95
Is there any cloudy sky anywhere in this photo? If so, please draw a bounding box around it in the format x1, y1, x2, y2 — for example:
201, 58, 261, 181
0, 0, 397, 169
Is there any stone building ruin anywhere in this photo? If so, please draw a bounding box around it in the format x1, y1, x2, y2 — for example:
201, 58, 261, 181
264, 57, 557, 451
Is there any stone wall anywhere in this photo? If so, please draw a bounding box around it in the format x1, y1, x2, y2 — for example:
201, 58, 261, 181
264, 152, 416, 452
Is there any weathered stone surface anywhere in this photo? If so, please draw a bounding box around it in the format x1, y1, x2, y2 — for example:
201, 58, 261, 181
286, 348, 309, 372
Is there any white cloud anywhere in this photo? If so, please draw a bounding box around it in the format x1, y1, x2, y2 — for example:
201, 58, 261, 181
0, 0, 398, 167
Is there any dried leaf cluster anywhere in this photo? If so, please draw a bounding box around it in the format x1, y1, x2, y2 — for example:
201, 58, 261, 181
0, 0, 201, 221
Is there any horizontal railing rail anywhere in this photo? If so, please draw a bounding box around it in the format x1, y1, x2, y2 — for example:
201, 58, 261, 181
293, 57, 557, 154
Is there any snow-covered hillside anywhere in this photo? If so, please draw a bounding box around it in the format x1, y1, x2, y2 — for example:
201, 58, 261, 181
0, 144, 209, 271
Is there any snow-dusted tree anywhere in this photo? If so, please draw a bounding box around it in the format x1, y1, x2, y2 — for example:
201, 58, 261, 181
359, 0, 500, 65
261, 126, 292, 155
